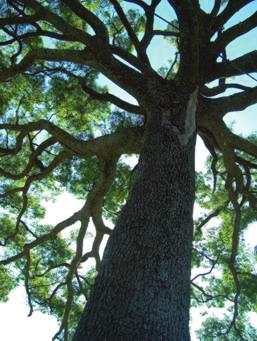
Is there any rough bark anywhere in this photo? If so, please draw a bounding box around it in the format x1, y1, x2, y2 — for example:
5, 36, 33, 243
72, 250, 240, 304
73, 93, 197, 341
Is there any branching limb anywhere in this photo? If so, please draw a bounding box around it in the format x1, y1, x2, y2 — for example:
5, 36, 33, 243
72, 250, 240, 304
1, 151, 69, 245
52, 207, 90, 341
140, 0, 162, 51
0, 202, 82, 265
0, 48, 90, 82
0, 137, 56, 179
53, 158, 118, 339
0, 120, 143, 158
191, 252, 220, 282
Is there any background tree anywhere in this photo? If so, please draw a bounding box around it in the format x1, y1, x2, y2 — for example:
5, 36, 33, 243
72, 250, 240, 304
0, 0, 257, 340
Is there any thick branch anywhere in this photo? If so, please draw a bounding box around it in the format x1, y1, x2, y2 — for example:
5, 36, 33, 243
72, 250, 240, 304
0, 12, 42, 26
0, 120, 144, 158
81, 83, 143, 115
168, 0, 199, 84
22, 0, 92, 44
208, 50, 257, 81
205, 86, 257, 117
210, 0, 222, 17
110, 45, 156, 77
61, 0, 109, 41
0, 48, 90, 82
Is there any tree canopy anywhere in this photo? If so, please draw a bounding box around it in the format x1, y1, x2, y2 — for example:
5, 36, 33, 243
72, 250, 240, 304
0, 0, 257, 340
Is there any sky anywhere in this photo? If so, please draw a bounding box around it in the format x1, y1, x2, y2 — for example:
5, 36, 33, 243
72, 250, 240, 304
0, 0, 257, 340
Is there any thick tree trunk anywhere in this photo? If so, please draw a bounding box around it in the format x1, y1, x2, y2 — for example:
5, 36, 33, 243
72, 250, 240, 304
73, 93, 197, 341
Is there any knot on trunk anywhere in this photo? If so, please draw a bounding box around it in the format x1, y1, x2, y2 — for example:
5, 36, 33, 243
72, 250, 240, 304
161, 87, 198, 146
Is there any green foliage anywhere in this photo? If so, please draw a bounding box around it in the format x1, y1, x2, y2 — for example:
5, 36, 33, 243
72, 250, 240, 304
103, 159, 132, 223
48, 76, 110, 136
0, 265, 16, 302
192, 144, 257, 338
103, 7, 145, 52
197, 314, 257, 341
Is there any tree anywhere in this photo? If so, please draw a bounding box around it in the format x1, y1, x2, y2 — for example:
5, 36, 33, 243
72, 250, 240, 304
0, 0, 257, 340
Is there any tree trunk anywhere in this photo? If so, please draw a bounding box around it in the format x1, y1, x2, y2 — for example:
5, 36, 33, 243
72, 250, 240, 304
73, 92, 197, 341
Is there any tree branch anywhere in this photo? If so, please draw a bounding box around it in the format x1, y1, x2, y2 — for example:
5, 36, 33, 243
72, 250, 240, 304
0, 48, 90, 82
213, 11, 257, 53
208, 50, 257, 81
0, 120, 144, 158
109, 0, 147, 61
210, 0, 255, 35
201, 83, 251, 97
22, 0, 92, 44
205, 86, 257, 117
167, 0, 200, 85
140, 0, 162, 51
0, 207, 82, 265
61, 0, 109, 41
81, 83, 143, 115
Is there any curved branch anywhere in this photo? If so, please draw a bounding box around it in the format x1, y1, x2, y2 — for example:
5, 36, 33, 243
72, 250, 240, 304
0, 30, 73, 47
0, 48, 90, 82
110, 45, 156, 77
229, 132, 257, 159
201, 83, 251, 97
53, 157, 117, 339
53, 207, 90, 341
195, 204, 227, 231
0, 207, 82, 265
0, 137, 56, 179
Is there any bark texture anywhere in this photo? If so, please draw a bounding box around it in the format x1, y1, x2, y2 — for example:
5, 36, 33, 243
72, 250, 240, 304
73, 97, 196, 341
